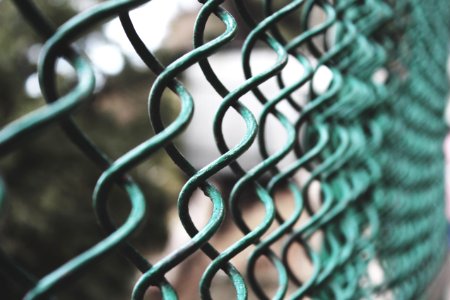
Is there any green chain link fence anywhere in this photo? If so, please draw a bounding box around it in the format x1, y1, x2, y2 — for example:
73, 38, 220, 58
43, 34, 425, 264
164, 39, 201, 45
0, 0, 449, 299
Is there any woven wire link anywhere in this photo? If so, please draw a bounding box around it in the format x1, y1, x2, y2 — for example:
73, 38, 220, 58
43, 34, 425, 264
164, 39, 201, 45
0, 0, 449, 299
374, 0, 450, 298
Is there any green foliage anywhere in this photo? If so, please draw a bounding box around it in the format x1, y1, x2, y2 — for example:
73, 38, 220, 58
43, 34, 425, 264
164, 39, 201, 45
0, 1, 182, 299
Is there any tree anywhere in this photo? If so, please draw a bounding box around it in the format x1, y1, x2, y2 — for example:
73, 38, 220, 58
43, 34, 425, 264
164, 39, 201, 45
0, 1, 182, 299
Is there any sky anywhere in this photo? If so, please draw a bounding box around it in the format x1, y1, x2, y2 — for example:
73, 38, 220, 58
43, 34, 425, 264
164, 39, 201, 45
26, 0, 200, 97
102, 0, 200, 70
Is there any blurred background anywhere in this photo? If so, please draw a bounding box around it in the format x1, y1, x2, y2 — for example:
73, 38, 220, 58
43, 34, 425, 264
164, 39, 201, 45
0, 0, 449, 299
0, 1, 194, 298
0, 0, 277, 299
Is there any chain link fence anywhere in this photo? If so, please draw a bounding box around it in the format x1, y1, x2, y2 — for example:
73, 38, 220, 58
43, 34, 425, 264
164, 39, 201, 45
0, 0, 449, 299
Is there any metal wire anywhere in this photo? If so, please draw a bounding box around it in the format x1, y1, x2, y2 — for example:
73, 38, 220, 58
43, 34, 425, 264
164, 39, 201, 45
0, 0, 449, 299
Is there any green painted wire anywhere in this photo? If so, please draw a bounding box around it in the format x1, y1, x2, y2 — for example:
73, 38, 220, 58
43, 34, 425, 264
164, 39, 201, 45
190, 2, 307, 299
275, 0, 391, 297
239, 3, 348, 288
132, 2, 253, 299
8, 0, 178, 299
11, 3, 179, 298
120, 6, 244, 298
226, 2, 343, 298
198, 2, 302, 298
1, 0, 449, 299
15, 1, 159, 298
373, 0, 450, 297
197, 2, 338, 297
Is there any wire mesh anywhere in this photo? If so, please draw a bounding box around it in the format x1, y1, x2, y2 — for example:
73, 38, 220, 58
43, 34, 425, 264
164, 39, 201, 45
0, 0, 449, 299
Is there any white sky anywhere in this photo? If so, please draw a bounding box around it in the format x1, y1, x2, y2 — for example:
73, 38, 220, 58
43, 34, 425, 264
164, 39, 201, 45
102, 0, 200, 69
26, 0, 200, 98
